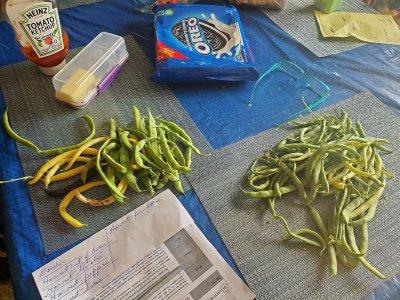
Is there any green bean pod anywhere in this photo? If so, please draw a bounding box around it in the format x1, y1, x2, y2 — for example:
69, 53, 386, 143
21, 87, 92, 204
3, 111, 97, 155
3, 110, 40, 152
96, 138, 126, 200
109, 118, 117, 140
319, 158, 330, 194
359, 220, 369, 254
157, 125, 203, 155
147, 109, 159, 154
159, 128, 192, 173
41, 115, 96, 155
146, 145, 172, 173
349, 183, 385, 219
107, 150, 124, 203
134, 137, 158, 169
248, 174, 270, 191
125, 128, 147, 140
141, 174, 155, 196
268, 199, 325, 251
151, 170, 161, 186
167, 140, 186, 166
120, 144, 141, 193
341, 196, 364, 224
156, 175, 169, 190
185, 148, 192, 168
340, 225, 366, 257
305, 151, 322, 184
335, 244, 359, 268
140, 153, 164, 172
156, 118, 193, 142
279, 161, 306, 200
173, 179, 185, 194
119, 130, 134, 151
242, 185, 297, 199
305, 155, 323, 205
133, 106, 142, 132
103, 144, 127, 174
348, 202, 378, 227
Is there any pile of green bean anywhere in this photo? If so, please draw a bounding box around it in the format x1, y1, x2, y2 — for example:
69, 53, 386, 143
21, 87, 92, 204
2, 106, 203, 227
242, 111, 392, 278
96, 106, 202, 198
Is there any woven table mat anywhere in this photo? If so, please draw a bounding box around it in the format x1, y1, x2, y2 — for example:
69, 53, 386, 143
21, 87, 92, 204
262, 0, 377, 57
0, 0, 102, 21
186, 91, 400, 299
0, 35, 212, 254
59, 0, 103, 9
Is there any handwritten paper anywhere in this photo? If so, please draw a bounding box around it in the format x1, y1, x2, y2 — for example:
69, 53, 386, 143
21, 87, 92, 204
33, 190, 255, 300
314, 10, 400, 45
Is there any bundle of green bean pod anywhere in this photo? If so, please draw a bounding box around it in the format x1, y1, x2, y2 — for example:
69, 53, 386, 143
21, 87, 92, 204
58, 106, 204, 227
2, 106, 203, 228
242, 111, 393, 279
96, 106, 202, 199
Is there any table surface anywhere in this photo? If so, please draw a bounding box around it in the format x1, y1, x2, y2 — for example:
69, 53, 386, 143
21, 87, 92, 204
0, 0, 399, 299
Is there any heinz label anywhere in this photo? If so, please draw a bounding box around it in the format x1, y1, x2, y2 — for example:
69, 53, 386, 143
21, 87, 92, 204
19, 2, 64, 58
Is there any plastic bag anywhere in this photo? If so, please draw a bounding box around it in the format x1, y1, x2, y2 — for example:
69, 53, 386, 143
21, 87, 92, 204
152, 4, 259, 82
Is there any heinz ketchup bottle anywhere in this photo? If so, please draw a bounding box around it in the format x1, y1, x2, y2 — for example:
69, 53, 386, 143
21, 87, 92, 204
2, 0, 69, 75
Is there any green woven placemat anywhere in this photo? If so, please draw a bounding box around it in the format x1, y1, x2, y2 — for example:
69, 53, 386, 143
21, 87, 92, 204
186, 91, 400, 299
0, 35, 212, 254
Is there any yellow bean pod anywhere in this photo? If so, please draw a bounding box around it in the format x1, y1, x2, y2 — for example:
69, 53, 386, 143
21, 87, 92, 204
75, 179, 128, 206
44, 157, 91, 188
59, 180, 106, 227
64, 136, 108, 170
343, 161, 373, 177
29, 148, 98, 185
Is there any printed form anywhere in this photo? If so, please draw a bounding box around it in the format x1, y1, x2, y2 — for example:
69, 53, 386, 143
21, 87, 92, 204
33, 190, 255, 300
314, 10, 400, 45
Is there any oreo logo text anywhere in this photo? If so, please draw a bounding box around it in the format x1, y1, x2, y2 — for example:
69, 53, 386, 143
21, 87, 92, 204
187, 18, 211, 55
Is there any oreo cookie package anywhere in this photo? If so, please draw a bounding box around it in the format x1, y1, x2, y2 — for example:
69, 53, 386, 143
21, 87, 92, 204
153, 4, 259, 82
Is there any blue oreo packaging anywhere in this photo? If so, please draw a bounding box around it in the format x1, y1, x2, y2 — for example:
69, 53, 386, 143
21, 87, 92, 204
153, 4, 259, 82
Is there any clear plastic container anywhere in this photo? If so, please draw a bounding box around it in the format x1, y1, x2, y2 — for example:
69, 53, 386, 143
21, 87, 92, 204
53, 32, 128, 108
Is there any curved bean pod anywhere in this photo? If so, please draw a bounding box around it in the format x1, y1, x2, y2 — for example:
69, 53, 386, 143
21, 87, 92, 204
29, 148, 98, 185
96, 139, 126, 200
59, 180, 106, 227
64, 136, 108, 170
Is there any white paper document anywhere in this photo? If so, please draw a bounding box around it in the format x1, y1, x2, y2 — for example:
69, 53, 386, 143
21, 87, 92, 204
33, 190, 255, 300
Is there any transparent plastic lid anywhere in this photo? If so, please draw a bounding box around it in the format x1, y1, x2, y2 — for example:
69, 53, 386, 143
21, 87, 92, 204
53, 32, 129, 108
